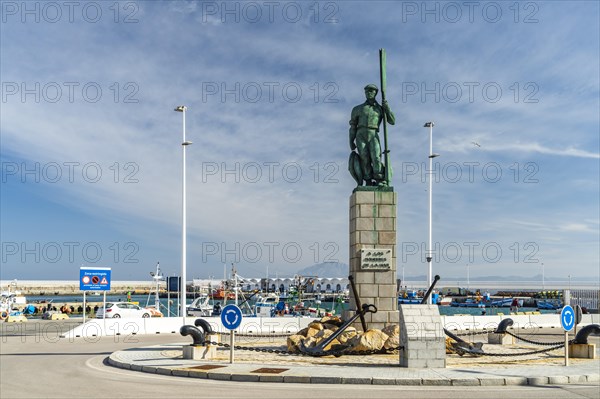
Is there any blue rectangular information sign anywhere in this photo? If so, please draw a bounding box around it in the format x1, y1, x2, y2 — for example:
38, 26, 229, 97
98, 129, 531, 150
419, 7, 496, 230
80, 267, 112, 291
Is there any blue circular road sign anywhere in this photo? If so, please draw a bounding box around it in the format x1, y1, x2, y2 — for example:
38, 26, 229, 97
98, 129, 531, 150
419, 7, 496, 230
221, 304, 243, 330
560, 305, 575, 332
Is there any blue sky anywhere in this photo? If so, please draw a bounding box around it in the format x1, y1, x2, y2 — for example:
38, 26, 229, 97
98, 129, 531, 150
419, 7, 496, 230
1, 1, 598, 282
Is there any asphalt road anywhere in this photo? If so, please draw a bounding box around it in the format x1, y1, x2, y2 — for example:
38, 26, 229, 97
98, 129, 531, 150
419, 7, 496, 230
1, 320, 599, 399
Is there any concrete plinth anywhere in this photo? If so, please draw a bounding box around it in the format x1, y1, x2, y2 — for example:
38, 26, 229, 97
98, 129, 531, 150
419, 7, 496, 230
4, 315, 27, 323
487, 333, 515, 345
569, 343, 596, 359
182, 334, 219, 360
347, 190, 397, 331
399, 305, 446, 368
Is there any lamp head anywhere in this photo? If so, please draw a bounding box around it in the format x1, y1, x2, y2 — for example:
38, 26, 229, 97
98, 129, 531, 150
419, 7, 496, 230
423, 122, 434, 128
174, 105, 187, 112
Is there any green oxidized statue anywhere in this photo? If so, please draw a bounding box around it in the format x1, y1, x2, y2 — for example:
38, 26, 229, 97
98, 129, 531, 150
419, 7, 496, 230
348, 84, 395, 187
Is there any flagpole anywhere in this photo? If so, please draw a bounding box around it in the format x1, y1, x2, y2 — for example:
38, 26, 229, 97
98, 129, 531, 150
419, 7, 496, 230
379, 48, 391, 186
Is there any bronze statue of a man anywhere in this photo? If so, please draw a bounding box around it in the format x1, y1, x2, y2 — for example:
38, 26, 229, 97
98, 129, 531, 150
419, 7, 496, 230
349, 84, 395, 186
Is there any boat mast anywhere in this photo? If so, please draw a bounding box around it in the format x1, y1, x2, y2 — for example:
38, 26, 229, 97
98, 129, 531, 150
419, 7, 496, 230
155, 262, 161, 310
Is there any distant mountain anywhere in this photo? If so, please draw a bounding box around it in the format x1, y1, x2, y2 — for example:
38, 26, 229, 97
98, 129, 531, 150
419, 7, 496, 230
293, 264, 593, 282
296, 262, 349, 277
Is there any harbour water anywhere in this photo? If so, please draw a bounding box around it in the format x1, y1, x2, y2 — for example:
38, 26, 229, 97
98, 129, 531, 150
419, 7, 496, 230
25, 294, 560, 317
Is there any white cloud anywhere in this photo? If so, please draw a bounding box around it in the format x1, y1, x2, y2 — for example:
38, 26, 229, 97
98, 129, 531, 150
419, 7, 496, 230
1, 1, 598, 279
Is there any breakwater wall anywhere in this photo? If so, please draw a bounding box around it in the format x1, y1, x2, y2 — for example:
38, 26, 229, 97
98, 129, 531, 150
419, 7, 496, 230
1, 280, 170, 296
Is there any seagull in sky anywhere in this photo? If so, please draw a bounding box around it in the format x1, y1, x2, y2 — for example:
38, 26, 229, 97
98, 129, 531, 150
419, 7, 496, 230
471, 141, 481, 147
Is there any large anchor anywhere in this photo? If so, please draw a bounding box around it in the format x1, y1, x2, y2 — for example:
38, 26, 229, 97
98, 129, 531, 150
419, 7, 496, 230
298, 274, 377, 357
299, 303, 378, 357
444, 328, 484, 356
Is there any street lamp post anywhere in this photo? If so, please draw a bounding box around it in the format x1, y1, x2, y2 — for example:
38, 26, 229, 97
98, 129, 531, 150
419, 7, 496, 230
542, 263, 545, 291
401, 265, 405, 285
424, 122, 439, 304
466, 264, 470, 294
175, 105, 192, 322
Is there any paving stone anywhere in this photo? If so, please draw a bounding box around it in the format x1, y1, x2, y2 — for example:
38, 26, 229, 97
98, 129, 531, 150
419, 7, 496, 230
207, 372, 231, 381
259, 375, 284, 382
141, 366, 157, 373
156, 368, 172, 376
342, 377, 372, 384
395, 378, 421, 385
568, 375, 587, 383
451, 378, 480, 386
528, 376, 549, 385
548, 376, 569, 384
231, 374, 260, 382
311, 376, 342, 384
171, 369, 190, 377
422, 378, 451, 386
478, 378, 505, 386
187, 370, 207, 378
372, 378, 397, 385
504, 377, 528, 385
284, 375, 311, 383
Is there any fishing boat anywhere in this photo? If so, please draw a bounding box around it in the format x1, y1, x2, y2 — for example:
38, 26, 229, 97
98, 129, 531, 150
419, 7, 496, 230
187, 294, 212, 317
537, 299, 562, 310
1, 282, 28, 319
398, 297, 422, 304
451, 298, 486, 308
489, 297, 513, 307
143, 263, 165, 317
210, 287, 236, 300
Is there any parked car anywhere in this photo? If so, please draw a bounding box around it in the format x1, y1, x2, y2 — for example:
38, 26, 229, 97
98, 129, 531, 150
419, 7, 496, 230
95, 302, 151, 318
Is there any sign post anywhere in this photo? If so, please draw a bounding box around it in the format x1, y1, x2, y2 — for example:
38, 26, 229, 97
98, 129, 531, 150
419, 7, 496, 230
80, 267, 112, 322
560, 305, 575, 366
221, 304, 243, 364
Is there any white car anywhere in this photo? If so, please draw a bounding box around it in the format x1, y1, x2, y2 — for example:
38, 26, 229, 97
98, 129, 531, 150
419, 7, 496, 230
95, 302, 151, 318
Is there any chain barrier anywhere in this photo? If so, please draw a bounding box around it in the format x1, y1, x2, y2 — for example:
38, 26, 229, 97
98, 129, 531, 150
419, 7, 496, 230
447, 342, 568, 357
217, 332, 293, 338
206, 340, 403, 357
505, 331, 569, 346
454, 329, 494, 337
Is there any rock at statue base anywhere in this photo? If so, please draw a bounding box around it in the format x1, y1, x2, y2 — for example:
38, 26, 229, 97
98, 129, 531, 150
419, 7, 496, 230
315, 329, 334, 340
349, 329, 389, 352
337, 327, 358, 345
382, 324, 400, 350
445, 337, 455, 354
323, 338, 343, 351
305, 327, 321, 338
322, 324, 340, 333
302, 336, 318, 348
287, 334, 303, 352
319, 315, 343, 326
308, 321, 324, 331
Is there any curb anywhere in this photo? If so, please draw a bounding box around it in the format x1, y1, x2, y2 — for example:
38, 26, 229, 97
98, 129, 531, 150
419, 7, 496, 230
107, 353, 599, 386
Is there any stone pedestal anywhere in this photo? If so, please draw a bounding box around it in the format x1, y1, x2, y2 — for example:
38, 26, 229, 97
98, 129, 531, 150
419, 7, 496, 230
569, 343, 596, 359
182, 334, 219, 360
346, 190, 398, 331
399, 304, 446, 368
487, 332, 515, 345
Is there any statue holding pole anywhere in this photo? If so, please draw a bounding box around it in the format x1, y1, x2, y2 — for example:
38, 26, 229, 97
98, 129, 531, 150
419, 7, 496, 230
348, 49, 396, 189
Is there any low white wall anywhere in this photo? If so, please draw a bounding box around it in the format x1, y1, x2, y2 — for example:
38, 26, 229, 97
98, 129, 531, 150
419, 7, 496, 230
442, 313, 597, 331
61, 316, 315, 339
62, 313, 599, 339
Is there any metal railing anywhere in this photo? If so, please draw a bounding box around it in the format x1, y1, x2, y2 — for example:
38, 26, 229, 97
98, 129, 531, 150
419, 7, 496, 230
570, 289, 599, 312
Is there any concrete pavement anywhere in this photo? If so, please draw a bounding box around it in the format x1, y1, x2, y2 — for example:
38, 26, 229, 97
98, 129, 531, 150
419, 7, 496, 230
107, 327, 600, 386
